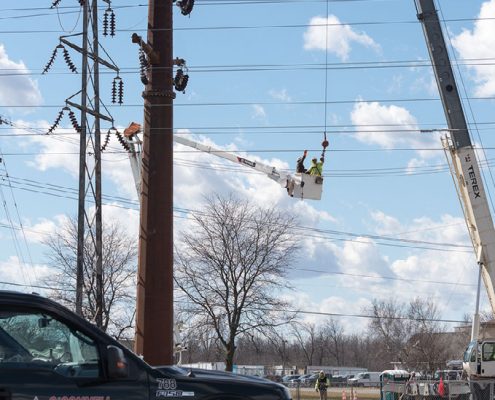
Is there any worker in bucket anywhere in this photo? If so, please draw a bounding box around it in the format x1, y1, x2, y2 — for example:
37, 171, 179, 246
315, 370, 330, 400
308, 156, 324, 176
296, 150, 308, 173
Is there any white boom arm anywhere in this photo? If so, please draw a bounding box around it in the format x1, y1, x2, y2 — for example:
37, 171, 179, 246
174, 136, 286, 185
173, 136, 324, 200
124, 125, 323, 201
417, 0, 495, 318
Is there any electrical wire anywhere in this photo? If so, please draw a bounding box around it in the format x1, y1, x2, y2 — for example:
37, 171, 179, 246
294, 267, 475, 287
4, 95, 495, 108
0, 172, 472, 253
0, 277, 468, 323
0, 157, 34, 291
4, 58, 495, 76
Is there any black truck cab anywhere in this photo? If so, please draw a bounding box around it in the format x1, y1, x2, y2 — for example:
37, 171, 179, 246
0, 291, 291, 400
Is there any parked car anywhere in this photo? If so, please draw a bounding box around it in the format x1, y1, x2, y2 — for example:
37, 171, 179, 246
301, 373, 319, 386
282, 374, 301, 387
434, 370, 463, 381
330, 375, 345, 386
264, 374, 283, 383
296, 374, 313, 383
348, 371, 381, 387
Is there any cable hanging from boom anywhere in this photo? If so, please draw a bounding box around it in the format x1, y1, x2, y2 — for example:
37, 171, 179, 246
321, 0, 330, 160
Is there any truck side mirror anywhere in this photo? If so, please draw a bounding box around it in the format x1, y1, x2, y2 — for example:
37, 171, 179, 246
107, 345, 129, 379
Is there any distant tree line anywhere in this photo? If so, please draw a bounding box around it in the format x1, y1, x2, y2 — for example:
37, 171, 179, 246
178, 297, 470, 373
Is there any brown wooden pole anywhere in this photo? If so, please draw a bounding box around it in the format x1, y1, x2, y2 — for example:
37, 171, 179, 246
134, 0, 175, 365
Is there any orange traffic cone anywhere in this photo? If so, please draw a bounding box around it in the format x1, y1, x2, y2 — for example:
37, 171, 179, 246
342, 390, 347, 400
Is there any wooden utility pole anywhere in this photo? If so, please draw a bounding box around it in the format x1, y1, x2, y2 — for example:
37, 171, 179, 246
134, 0, 175, 365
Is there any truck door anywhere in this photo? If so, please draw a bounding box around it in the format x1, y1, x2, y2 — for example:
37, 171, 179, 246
480, 342, 495, 376
0, 309, 149, 400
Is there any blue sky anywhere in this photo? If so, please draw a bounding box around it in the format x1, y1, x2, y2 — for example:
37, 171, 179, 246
1, 0, 495, 333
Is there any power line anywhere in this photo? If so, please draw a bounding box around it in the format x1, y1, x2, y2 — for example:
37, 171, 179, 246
0, 277, 467, 324
295, 267, 475, 287
175, 297, 467, 323
0, 173, 472, 253
4, 96, 495, 108
4, 58, 495, 75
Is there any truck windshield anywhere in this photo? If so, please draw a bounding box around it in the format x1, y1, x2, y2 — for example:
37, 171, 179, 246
0, 311, 100, 378
464, 341, 477, 362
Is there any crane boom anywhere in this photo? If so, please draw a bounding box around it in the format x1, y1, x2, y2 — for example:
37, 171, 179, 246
416, 0, 495, 318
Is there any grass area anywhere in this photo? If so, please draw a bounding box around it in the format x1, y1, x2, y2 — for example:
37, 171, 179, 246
290, 387, 382, 400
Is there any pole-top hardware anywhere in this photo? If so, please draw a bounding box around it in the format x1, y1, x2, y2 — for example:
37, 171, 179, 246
132, 33, 160, 64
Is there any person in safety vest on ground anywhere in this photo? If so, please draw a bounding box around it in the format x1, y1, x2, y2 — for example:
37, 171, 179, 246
315, 370, 330, 400
307, 156, 324, 176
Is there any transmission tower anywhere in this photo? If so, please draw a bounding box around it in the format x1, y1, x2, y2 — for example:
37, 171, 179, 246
45, 0, 122, 328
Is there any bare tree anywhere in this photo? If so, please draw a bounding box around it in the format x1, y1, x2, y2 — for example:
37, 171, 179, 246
322, 318, 346, 365
174, 194, 300, 371
405, 298, 449, 371
366, 297, 451, 371
43, 217, 137, 339
366, 298, 410, 364
292, 321, 318, 367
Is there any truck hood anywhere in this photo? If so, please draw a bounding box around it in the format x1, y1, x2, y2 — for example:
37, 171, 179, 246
153, 366, 291, 399
156, 365, 273, 384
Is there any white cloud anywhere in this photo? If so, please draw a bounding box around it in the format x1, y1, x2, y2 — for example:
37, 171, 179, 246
0, 44, 42, 109
334, 236, 390, 277
350, 101, 442, 162
24, 215, 69, 244
0, 256, 52, 294
451, 0, 495, 96
371, 212, 475, 312
411, 72, 438, 97
251, 104, 267, 119
101, 203, 139, 240
286, 210, 476, 333
351, 101, 420, 148
173, 134, 304, 210
269, 89, 292, 102
32, 136, 80, 175
303, 15, 380, 61
16, 119, 81, 176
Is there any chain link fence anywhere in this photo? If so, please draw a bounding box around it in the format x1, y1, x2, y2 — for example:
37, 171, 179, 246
382, 380, 495, 400
284, 380, 495, 400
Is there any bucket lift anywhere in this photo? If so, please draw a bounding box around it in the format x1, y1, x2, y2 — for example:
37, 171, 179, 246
123, 122, 326, 200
